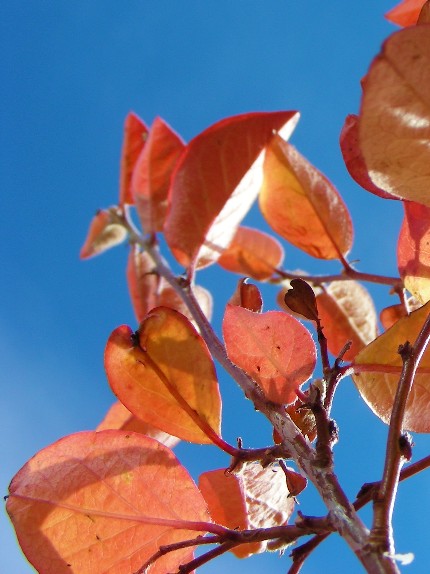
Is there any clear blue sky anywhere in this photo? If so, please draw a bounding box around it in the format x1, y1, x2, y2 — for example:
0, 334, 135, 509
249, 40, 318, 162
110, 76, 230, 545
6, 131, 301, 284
2, 2, 429, 573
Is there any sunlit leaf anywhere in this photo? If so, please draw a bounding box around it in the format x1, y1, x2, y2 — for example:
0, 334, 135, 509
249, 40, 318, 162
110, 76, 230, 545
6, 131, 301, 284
7, 431, 210, 574
217, 226, 284, 280
80, 209, 127, 259
105, 307, 221, 443
223, 305, 316, 404
199, 463, 294, 559
380, 304, 408, 331
164, 111, 299, 270
359, 26, 430, 205
96, 401, 180, 449
127, 247, 212, 324
398, 201, 430, 303
260, 135, 353, 259
316, 281, 378, 361
340, 114, 398, 200
385, 0, 427, 26
353, 300, 430, 432
119, 112, 149, 206
132, 117, 185, 233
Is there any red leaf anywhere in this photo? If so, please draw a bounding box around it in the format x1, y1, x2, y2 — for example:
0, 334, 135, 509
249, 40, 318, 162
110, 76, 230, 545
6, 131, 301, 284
119, 112, 149, 205
385, 0, 427, 26
80, 209, 127, 259
217, 226, 284, 280
7, 431, 210, 574
105, 307, 221, 443
164, 111, 299, 269
359, 26, 430, 205
228, 278, 263, 313
260, 135, 353, 260
223, 305, 316, 404
398, 201, 430, 303
199, 464, 294, 559
127, 247, 212, 324
132, 117, 185, 233
340, 114, 398, 200
97, 401, 180, 449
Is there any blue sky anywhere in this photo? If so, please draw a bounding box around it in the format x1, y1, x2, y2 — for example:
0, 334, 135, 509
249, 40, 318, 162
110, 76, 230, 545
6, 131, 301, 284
2, 2, 429, 573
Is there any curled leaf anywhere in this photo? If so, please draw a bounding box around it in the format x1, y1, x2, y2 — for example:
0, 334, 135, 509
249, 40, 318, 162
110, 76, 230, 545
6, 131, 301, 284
228, 278, 263, 313
223, 305, 316, 404
119, 112, 149, 206
80, 209, 127, 259
105, 307, 221, 443
7, 431, 210, 574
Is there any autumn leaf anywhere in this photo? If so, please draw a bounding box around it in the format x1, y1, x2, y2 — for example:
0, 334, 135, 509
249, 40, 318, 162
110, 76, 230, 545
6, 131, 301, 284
223, 305, 316, 404
353, 300, 430, 432
119, 112, 149, 205
96, 401, 180, 449
359, 26, 430, 205
80, 209, 127, 259
132, 116, 185, 233
260, 134, 353, 260
105, 307, 221, 443
339, 114, 398, 200
164, 111, 299, 270
228, 278, 263, 313
316, 281, 378, 361
284, 278, 319, 322
398, 201, 430, 303
127, 246, 212, 324
7, 431, 210, 574
217, 226, 284, 280
199, 463, 294, 558
385, 0, 428, 26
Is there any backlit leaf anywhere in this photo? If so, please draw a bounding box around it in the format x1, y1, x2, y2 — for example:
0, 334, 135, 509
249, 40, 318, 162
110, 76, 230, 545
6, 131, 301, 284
7, 431, 210, 574
385, 0, 427, 26
217, 226, 284, 280
359, 26, 430, 205
228, 278, 263, 313
340, 114, 398, 200
353, 300, 430, 432
80, 209, 127, 259
260, 135, 353, 259
119, 112, 149, 205
105, 307, 221, 443
398, 201, 430, 303
164, 111, 299, 270
96, 401, 180, 449
223, 305, 316, 404
380, 304, 408, 331
199, 464, 294, 559
127, 247, 212, 324
132, 117, 185, 233
316, 281, 378, 361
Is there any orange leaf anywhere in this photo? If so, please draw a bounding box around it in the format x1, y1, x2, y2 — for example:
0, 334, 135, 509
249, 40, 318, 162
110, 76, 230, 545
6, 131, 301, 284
217, 226, 284, 280
132, 117, 185, 233
119, 112, 148, 205
199, 464, 294, 559
96, 401, 180, 449
127, 247, 212, 324
359, 26, 430, 205
385, 0, 427, 26
380, 304, 408, 330
164, 111, 299, 269
223, 305, 316, 404
353, 300, 430, 432
80, 209, 127, 259
316, 281, 378, 361
105, 307, 221, 443
339, 114, 398, 200
228, 278, 263, 313
398, 201, 430, 303
260, 135, 353, 260
7, 431, 210, 574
